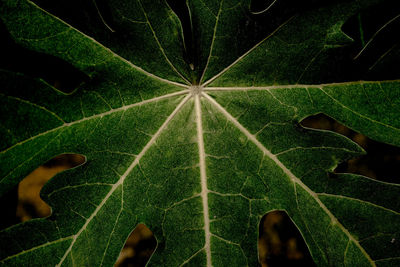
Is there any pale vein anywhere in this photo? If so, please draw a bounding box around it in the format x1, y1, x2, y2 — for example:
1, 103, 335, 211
195, 95, 212, 267
202, 92, 376, 266
201, 16, 295, 87
1, 90, 189, 155
56, 94, 191, 266
27, 1, 189, 88
137, 0, 191, 85
199, 0, 224, 84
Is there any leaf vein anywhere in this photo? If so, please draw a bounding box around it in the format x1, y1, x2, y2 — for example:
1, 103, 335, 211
55, 94, 191, 266
203, 92, 376, 266
1, 90, 189, 155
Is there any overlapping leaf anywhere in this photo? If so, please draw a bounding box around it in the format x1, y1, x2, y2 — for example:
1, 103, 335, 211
0, 0, 399, 266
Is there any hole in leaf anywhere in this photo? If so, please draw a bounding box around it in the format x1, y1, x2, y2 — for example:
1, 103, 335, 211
0, 154, 85, 226
17, 154, 85, 222
301, 113, 400, 183
115, 224, 157, 267
0, 22, 89, 93
258, 210, 316, 266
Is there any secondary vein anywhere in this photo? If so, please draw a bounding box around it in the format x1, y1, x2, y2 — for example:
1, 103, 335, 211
199, 0, 224, 84
203, 79, 400, 91
0, 236, 74, 263
28, 0, 189, 88
202, 92, 376, 266
137, 0, 191, 85
201, 16, 295, 87
56, 94, 191, 266
1, 90, 189, 155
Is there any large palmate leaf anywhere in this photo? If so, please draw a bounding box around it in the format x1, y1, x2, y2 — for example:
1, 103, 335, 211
0, 0, 399, 266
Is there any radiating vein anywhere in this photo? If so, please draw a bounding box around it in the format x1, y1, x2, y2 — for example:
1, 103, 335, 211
195, 95, 212, 267
203, 85, 316, 91
203, 79, 400, 91
27, 0, 189, 88
202, 92, 376, 266
1, 90, 189, 155
199, 0, 224, 84
56, 94, 191, 266
201, 16, 295, 87
137, 0, 191, 85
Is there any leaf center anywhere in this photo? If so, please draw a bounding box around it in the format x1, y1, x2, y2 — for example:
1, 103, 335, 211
190, 85, 203, 95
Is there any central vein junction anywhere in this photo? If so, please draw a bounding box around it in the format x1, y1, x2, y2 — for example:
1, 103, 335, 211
190, 85, 204, 95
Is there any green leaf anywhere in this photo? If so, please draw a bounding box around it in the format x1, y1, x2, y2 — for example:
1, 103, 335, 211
1, 0, 399, 266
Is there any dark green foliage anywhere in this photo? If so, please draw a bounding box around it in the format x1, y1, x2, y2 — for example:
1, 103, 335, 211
0, 0, 399, 266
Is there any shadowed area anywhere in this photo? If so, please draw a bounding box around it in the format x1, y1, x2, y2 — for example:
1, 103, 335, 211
0, 22, 89, 94
342, 0, 400, 80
